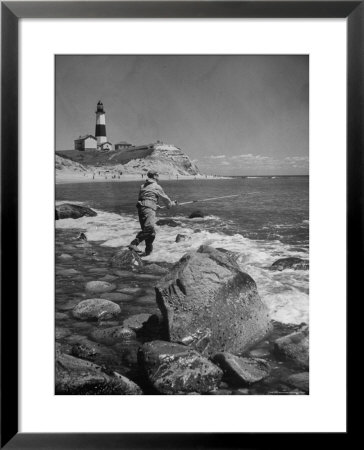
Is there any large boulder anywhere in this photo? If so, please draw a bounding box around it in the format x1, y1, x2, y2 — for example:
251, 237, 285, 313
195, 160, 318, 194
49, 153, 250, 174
72, 298, 121, 321
138, 340, 223, 394
55, 352, 142, 395
271, 257, 309, 271
213, 352, 270, 385
273, 324, 309, 369
155, 245, 272, 356
55, 203, 97, 220
111, 249, 143, 271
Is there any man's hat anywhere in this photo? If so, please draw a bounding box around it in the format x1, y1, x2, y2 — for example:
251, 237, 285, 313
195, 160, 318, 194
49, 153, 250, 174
147, 170, 159, 179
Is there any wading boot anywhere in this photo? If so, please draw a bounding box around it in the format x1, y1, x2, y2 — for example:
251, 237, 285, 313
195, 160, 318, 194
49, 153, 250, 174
145, 245, 153, 256
128, 239, 140, 252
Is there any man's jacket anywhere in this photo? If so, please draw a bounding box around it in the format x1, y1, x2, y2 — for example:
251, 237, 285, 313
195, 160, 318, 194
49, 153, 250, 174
137, 178, 171, 211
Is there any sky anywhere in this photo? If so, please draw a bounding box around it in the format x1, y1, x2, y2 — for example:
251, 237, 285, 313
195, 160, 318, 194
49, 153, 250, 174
56, 55, 308, 176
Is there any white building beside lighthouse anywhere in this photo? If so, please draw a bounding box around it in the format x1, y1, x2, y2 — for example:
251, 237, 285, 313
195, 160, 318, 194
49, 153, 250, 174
95, 100, 108, 149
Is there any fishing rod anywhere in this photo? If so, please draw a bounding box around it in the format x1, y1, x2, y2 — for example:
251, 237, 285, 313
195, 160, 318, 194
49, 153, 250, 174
159, 192, 258, 209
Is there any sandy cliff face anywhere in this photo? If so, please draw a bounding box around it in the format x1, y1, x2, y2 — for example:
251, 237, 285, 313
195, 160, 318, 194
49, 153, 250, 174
56, 155, 87, 172
56, 143, 201, 177
122, 144, 200, 176
150, 144, 200, 176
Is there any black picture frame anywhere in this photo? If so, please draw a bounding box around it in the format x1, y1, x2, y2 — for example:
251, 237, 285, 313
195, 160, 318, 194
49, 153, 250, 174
1, 1, 358, 448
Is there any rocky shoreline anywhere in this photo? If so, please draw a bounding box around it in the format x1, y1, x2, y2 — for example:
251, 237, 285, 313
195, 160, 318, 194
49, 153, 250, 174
55, 207, 309, 395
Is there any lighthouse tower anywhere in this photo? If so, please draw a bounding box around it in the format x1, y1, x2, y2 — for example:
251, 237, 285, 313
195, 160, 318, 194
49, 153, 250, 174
95, 100, 107, 148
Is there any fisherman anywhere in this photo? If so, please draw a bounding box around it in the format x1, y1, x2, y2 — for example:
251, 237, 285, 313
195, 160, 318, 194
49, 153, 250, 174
128, 170, 176, 256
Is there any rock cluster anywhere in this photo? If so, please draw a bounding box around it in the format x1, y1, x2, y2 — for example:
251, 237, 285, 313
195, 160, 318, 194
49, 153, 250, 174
56, 232, 309, 395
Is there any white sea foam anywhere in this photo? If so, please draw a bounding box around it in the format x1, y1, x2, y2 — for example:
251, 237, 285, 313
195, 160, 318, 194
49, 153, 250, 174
56, 207, 309, 324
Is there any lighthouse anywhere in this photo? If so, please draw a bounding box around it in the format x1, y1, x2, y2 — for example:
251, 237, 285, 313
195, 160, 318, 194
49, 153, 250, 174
95, 100, 107, 148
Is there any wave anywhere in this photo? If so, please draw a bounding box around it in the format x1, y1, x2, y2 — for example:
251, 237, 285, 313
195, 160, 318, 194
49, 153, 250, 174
56, 206, 309, 325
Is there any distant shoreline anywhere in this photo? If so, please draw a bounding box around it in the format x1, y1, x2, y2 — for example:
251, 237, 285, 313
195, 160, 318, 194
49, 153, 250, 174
56, 172, 227, 185
56, 172, 308, 184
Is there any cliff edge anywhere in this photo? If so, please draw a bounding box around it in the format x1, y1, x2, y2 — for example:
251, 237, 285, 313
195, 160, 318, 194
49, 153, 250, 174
56, 143, 201, 177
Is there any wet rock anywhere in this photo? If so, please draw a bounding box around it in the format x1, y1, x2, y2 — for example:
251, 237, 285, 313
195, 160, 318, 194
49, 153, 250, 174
58, 254, 73, 261
271, 257, 309, 271
123, 313, 158, 332
189, 210, 204, 219
72, 298, 121, 321
55, 353, 142, 395
85, 281, 116, 294
57, 268, 80, 276
156, 245, 272, 356
55, 327, 72, 340
140, 264, 169, 275
215, 248, 244, 264
90, 326, 136, 345
213, 352, 270, 385
56, 341, 72, 355
71, 338, 119, 366
138, 340, 223, 394
175, 234, 188, 243
55, 312, 69, 320
274, 324, 309, 369
285, 372, 309, 393
111, 249, 143, 271
55, 203, 97, 220
156, 219, 180, 227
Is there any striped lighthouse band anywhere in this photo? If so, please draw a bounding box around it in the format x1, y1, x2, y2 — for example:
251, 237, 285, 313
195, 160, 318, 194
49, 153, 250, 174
95, 101, 107, 145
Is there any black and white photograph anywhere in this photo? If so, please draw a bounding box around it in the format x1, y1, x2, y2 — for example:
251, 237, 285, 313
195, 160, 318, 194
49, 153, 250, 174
55, 55, 309, 396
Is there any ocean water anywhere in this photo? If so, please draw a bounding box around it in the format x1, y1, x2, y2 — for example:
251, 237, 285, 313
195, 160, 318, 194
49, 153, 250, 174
56, 176, 309, 325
